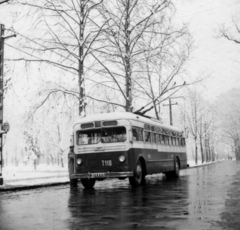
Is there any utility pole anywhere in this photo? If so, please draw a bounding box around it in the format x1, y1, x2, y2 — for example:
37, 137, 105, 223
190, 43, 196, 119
163, 98, 177, 126
0, 24, 12, 185
0, 24, 5, 185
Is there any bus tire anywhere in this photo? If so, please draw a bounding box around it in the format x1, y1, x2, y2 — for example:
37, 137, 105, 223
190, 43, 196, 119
129, 159, 145, 186
68, 158, 78, 187
173, 157, 180, 178
70, 178, 78, 187
81, 179, 96, 189
165, 157, 180, 179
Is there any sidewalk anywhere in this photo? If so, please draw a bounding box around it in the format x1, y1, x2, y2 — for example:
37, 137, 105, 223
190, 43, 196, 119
0, 161, 219, 192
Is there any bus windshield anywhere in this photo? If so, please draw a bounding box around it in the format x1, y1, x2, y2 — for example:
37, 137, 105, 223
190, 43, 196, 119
77, 127, 126, 145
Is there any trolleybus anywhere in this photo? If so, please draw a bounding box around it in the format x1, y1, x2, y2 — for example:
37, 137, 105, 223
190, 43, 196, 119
68, 112, 187, 188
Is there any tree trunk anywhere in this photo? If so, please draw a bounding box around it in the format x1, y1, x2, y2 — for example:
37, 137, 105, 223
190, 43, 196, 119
200, 136, 204, 163
124, 0, 132, 112
79, 1, 85, 116
195, 136, 198, 165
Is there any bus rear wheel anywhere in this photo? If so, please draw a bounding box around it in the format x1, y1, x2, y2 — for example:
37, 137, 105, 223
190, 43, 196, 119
129, 160, 145, 186
165, 157, 180, 179
81, 179, 96, 189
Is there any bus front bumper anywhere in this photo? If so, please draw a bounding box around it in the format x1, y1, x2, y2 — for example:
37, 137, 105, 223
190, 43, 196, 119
70, 171, 133, 179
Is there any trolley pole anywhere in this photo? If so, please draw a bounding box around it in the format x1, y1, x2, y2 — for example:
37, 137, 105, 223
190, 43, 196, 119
163, 98, 177, 126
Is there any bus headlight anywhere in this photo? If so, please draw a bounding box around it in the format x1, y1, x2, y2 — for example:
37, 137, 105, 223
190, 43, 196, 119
77, 158, 82, 165
119, 155, 126, 163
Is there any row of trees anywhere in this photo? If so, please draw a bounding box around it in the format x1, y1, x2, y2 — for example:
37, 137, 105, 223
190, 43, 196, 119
2, 0, 193, 166
8, 0, 192, 117
181, 88, 218, 164
215, 89, 240, 160
1, 0, 239, 165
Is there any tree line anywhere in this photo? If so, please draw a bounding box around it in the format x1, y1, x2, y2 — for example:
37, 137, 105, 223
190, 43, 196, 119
1, 0, 240, 165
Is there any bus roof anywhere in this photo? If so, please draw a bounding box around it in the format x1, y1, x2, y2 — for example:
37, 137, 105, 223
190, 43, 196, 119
74, 112, 183, 132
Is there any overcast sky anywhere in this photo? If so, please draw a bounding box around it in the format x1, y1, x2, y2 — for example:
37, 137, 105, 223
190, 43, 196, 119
176, 0, 240, 100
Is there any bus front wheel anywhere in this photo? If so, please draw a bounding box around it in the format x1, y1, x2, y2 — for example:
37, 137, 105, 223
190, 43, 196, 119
81, 179, 96, 189
129, 160, 145, 186
68, 158, 78, 187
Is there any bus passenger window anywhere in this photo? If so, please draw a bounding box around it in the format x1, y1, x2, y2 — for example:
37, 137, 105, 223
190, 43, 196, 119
144, 131, 151, 142
165, 136, 169, 145
132, 127, 143, 141
176, 138, 179, 146
160, 135, 164, 144
182, 138, 185, 146
151, 133, 156, 143
156, 134, 160, 143
102, 127, 127, 143
77, 130, 101, 145
132, 128, 138, 141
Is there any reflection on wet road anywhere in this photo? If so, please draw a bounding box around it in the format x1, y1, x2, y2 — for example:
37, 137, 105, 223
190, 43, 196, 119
1, 161, 240, 230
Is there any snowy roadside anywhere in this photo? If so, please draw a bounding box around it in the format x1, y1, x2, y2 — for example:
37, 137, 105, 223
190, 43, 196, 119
187, 160, 219, 168
1, 164, 69, 187
0, 160, 220, 190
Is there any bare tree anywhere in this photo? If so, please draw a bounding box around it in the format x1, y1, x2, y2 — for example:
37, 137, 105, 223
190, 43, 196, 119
0, 0, 10, 5
11, 0, 107, 116
96, 0, 183, 112
135, 21, 192, 119
182, 87, 219, 164
219, 17, 240, 45
185, 88, 202, 164
215, 89, 240, 160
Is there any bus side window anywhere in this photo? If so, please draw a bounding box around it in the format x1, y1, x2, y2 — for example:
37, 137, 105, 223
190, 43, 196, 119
132, 127, 143, 142
182, 138, 186, 146
160, 134, 164, 144
132, 128, 138, 141
172, 137, 176, 146
144, 131, 151, 142
176, 138, 179, 146
151, 133, 156, 143
156, 134, 160, 143
165, 136, 169, 145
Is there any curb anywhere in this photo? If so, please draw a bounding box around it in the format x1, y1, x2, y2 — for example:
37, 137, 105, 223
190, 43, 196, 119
0, 181, 70, 192
4, 175, 69, 183
187, 161, 219, 169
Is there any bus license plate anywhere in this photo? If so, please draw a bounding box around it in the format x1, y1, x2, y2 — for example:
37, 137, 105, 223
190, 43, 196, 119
90, 173, 105, 178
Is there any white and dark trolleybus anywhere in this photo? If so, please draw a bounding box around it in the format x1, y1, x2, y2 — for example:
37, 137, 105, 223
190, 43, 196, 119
68, 112, 187, 188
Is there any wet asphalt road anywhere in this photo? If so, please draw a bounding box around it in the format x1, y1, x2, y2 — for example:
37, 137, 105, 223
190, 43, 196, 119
0, 161, 240, 230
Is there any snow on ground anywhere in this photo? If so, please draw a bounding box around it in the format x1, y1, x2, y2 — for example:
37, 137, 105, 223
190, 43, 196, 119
2, 164, 69, 186
1, 160, 219, 186
187, 160, 212, 167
